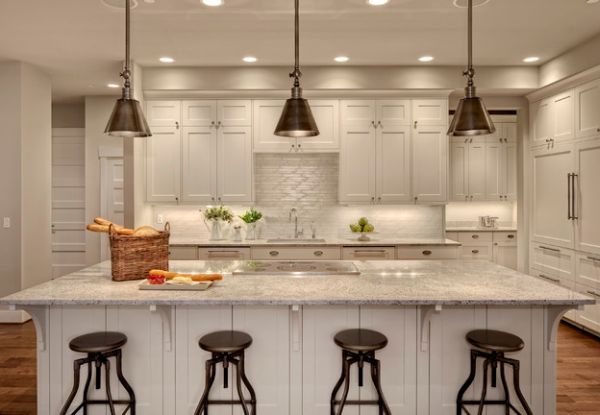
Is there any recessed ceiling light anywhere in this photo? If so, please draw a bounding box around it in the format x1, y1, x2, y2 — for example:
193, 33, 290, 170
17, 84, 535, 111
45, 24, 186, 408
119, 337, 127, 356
334, 56, 350, 63
419, 55, 434, 62
159, 57, 175, 63
107, 83, 120, 88
101, 0, 139, 9
367, 0, 389, 5
523, 56, 540, 63
586, 0, 599, 4
242, 56, 258, 63
202, 0, 223, 6
453, 0, 491, 8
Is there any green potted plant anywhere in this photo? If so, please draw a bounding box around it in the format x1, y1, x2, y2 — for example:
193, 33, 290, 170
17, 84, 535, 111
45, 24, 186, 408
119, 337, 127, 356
202, 206, 234, 240
239, 208, 263, 240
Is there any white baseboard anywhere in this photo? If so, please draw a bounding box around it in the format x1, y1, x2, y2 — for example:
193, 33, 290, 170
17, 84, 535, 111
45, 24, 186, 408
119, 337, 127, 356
0, 309, 31, 323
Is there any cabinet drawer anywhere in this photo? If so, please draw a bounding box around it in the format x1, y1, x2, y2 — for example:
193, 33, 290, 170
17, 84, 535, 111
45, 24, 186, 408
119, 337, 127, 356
575, 253, 600, 290
574, 283, 600, 334
529, 243, 575, 284
198, 247, 251, 260
342, 247, 396, 260
169, 246, 199, 260
251, 246, 341, 260
530, 267, 567, 287
457, 232, 493, 243
459, 243, 493, 260
396, 246, 458, 260
493, 232, 517, 244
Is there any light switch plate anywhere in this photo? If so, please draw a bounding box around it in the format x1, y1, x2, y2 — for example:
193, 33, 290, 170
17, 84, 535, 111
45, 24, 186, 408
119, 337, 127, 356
156, 214, 164, 224
3, 217, 10, 228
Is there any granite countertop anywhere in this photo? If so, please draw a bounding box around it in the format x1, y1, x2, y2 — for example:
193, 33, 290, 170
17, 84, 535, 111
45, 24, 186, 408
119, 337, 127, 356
1, 260, 593, 307
170, 237, 461, 247
446, 227, 518, 232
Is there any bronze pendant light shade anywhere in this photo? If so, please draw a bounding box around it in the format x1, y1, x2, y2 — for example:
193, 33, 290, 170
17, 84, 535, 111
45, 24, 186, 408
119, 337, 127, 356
448, 0, 495, 136
105, 0, 152, 137
274, 0, 319, 137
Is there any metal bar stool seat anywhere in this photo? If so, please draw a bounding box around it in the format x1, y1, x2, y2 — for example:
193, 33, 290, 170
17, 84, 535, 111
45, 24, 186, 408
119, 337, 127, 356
330, 329, 392, 415
194, 330, 257, 415
59, 332, 136, 415
456, 329, 533, 415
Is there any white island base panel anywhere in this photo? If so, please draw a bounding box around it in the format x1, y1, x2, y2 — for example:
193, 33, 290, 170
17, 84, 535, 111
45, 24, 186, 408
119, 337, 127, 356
25, 304, 571, 415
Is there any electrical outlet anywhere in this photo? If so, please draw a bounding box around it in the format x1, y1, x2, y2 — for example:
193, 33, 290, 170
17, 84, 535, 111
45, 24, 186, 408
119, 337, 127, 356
156, 214, 164, 224
3, 217, 10, 228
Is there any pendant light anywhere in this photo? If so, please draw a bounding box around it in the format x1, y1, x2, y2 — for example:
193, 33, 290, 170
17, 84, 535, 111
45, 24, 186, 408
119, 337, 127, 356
448, 0, 495, 136
274, 0, 319, 137
105, 0, 152, 138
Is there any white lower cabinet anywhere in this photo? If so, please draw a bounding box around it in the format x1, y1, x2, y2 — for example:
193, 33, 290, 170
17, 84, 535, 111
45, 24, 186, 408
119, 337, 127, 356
342, 246, 396, 260
396, 246, 459, 260
198, 247, 251, 260
169, 246, 199, 260
449, 231, 517, 270
251, 246, 341, 261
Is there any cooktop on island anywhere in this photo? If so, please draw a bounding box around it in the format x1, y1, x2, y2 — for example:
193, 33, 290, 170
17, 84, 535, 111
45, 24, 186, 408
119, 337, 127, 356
232, 261, 360, 276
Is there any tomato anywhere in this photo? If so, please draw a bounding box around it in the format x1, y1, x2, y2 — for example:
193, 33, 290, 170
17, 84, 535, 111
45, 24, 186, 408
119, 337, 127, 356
147, 274, 165, 285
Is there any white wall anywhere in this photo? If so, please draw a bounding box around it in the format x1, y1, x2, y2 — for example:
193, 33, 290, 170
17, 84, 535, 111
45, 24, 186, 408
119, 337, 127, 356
52, 103, 85, 128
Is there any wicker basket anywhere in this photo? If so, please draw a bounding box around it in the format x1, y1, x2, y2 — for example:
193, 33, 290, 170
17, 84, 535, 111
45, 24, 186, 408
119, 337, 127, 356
109, 223, 170, 282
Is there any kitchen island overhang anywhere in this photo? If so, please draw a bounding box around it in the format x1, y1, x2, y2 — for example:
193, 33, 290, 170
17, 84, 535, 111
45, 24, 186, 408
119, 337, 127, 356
1, 260, 594, 415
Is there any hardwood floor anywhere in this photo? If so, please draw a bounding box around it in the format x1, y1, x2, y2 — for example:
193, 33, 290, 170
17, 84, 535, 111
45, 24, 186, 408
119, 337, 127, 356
0, 321, 598, 414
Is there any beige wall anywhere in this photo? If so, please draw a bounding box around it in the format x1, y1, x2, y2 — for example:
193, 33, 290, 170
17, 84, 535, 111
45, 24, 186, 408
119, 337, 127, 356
540, 32, 600, 87
84, 96, 122, 265
52, 103, 85, 128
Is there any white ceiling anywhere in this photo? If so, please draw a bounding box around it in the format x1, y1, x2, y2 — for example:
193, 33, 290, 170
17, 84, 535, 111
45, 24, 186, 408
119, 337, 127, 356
0, 0, 599, 102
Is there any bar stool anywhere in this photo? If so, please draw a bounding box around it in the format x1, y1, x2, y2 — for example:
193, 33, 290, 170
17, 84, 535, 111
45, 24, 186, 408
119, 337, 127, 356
195, 330, 257, 415
59, 331, 136, 415
330, 329, 392, 415
456, 329, 533, 415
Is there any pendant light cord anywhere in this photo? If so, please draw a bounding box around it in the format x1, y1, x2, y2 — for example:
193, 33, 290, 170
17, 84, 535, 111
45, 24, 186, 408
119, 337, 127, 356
121, 0, 132, 99
290, 0, 302, 91
463, 0, 475, 97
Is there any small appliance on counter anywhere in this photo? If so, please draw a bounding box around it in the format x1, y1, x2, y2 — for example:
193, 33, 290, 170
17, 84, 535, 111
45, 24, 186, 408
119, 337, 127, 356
478, 216, 499, 229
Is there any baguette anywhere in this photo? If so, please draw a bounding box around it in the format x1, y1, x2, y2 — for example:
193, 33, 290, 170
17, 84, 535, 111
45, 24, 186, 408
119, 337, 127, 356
149, 269, 223, 282
86, 223, 135, 235
94, 217, 113, 226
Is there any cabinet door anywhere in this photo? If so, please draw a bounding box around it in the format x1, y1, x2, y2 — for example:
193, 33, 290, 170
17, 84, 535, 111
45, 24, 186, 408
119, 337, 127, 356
298, 100, 340, 152
198, 247, 251, 260
146, 100, 181, 127
552, 90, 575, 142
412, 99, 448, 126
531, 98, 553, 146
146, 127, 181, 203
485, 141, 503, 201
341, 247, 396, 260
218, 100, 252, 126
252, 100, 294, 152
412, 125, 447, 203
575, 79, 600, 139
529, 243, 576, 285
169, 246, 199, 260
450, 140, 469, 201
493, 243, 518, 270
503, 122, 518, 143
376, 100, 411, 126
217, 126, 253, 203
339, 100, 377, 203
181, 127, 217, 203
467, 140, 486, 201
503, 140, 518, 201
574, 284, 600, 333
181, 100, 217, 127
376, 125, 411, 203
575, 253, 600, 291
531, 144, 575, 249
575, 138, 600, 255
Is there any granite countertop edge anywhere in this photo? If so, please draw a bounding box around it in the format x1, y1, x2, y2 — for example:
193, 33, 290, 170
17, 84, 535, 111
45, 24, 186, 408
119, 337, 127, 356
170, 238, 462, 247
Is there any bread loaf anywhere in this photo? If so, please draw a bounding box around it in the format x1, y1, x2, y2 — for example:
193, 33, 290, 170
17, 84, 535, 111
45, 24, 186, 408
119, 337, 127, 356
133, 226, 160, 237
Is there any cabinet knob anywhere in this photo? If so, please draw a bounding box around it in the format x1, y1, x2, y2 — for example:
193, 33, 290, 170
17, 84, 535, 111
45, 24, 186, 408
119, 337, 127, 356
175, 121, 180, 129
314, 251, 324, 257
269, 251, 279, 257
597, 128, 600, 133
472, 249, 480, 254
371, 121, 377, 128
217, 197, 222, 202
377, 121, 382, 128
377, 196, 382, 202
414, 121, 418, 129
471, 234, 479, 239
422, 250, 432, 256
508, 234, 515, 239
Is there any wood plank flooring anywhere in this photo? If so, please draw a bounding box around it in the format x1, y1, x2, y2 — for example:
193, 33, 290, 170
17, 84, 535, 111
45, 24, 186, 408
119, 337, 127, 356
0, 321, 598, 414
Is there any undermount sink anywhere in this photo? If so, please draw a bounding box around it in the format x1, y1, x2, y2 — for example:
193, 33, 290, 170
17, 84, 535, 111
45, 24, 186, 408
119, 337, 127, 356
266, 238, 327, 243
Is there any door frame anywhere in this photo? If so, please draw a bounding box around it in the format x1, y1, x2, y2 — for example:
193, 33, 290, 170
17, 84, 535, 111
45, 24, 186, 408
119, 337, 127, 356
99, 146, 124, 261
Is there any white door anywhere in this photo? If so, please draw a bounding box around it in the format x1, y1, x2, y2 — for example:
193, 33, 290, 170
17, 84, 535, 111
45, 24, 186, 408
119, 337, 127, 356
575, 79, 600, 139
146, 100, 181, 127
217, 126, 253, 203
493, 243, 518, 270
412, 99, 448, 126
181, 126, 217, 203
218, 100, 252, 127
339, 100, 377, 203
467, 139, 486, 201
450, 140, 469, 201
412, 125, 447, 203
297, 100, 340, 152
182, 100, 217, 127
376, 124, 411, 203
252, 100, 294, 152
146, 127, 181, 203
100, 157, 124, 261
552, 90, 575, 142
531, 144, 575, 249
485, 141, 503, 201
575, 138, 600, 255
51, 128, 86, 278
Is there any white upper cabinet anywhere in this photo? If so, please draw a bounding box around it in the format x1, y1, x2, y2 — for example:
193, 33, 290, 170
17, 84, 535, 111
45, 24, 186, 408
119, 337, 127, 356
252, 100, 293, 152
450, 141, 469, 201
217, 126, 253, 203
181, 127, 217, 203
484, 141, 503, 200
575, 138, 600, 255
531, 143, 575, 249
146, 100, 181, 127
146, 126, 181, 203
377, 100, 412, 126
297, 100, 340, 152
217, 100, 252, 126
503, 139, 517, 201
376, 125, 411, 203
467, 139, 486, 201
412, 125, 447, 203
531, 90, 574, 146
412, 99, 448, 127
575, 79, 600, 139
181, 100, 217, 127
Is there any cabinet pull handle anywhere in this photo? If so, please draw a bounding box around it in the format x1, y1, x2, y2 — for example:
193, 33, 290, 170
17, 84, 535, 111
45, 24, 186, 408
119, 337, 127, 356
354, 250, 387, 257
472, 249, 480, 254
269, 251, 279, 257
371, 121, 377, 128
587, 290, 600, 299
471, 234, 479, 239
208, 251, 240, 257
414, 121, 418, 129
507, 234, 515, 239
539, 274, 560, 283
422, 250, 432, 256
377, 121, 383, 129
571, 173, 578, 220
314, 251, 324, 257
586, 256, 600, 262
567, 173, 572, 220
175, 121, 180, 129
539, 245, 560, 253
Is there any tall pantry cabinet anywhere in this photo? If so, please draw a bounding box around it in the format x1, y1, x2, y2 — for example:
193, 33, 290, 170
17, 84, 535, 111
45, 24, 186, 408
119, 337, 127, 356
145, 100, 253, 203
529, 83, 600, 334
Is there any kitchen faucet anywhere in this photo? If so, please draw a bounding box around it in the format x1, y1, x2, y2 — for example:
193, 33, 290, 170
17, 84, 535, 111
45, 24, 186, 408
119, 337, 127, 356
289, 208, 302, 238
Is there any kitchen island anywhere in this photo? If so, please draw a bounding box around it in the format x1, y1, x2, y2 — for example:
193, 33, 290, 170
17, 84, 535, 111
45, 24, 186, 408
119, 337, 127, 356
1, 260, 593, 415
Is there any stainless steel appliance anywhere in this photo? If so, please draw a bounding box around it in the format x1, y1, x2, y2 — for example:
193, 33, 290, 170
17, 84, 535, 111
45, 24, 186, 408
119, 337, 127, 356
478, 216, 499, 228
